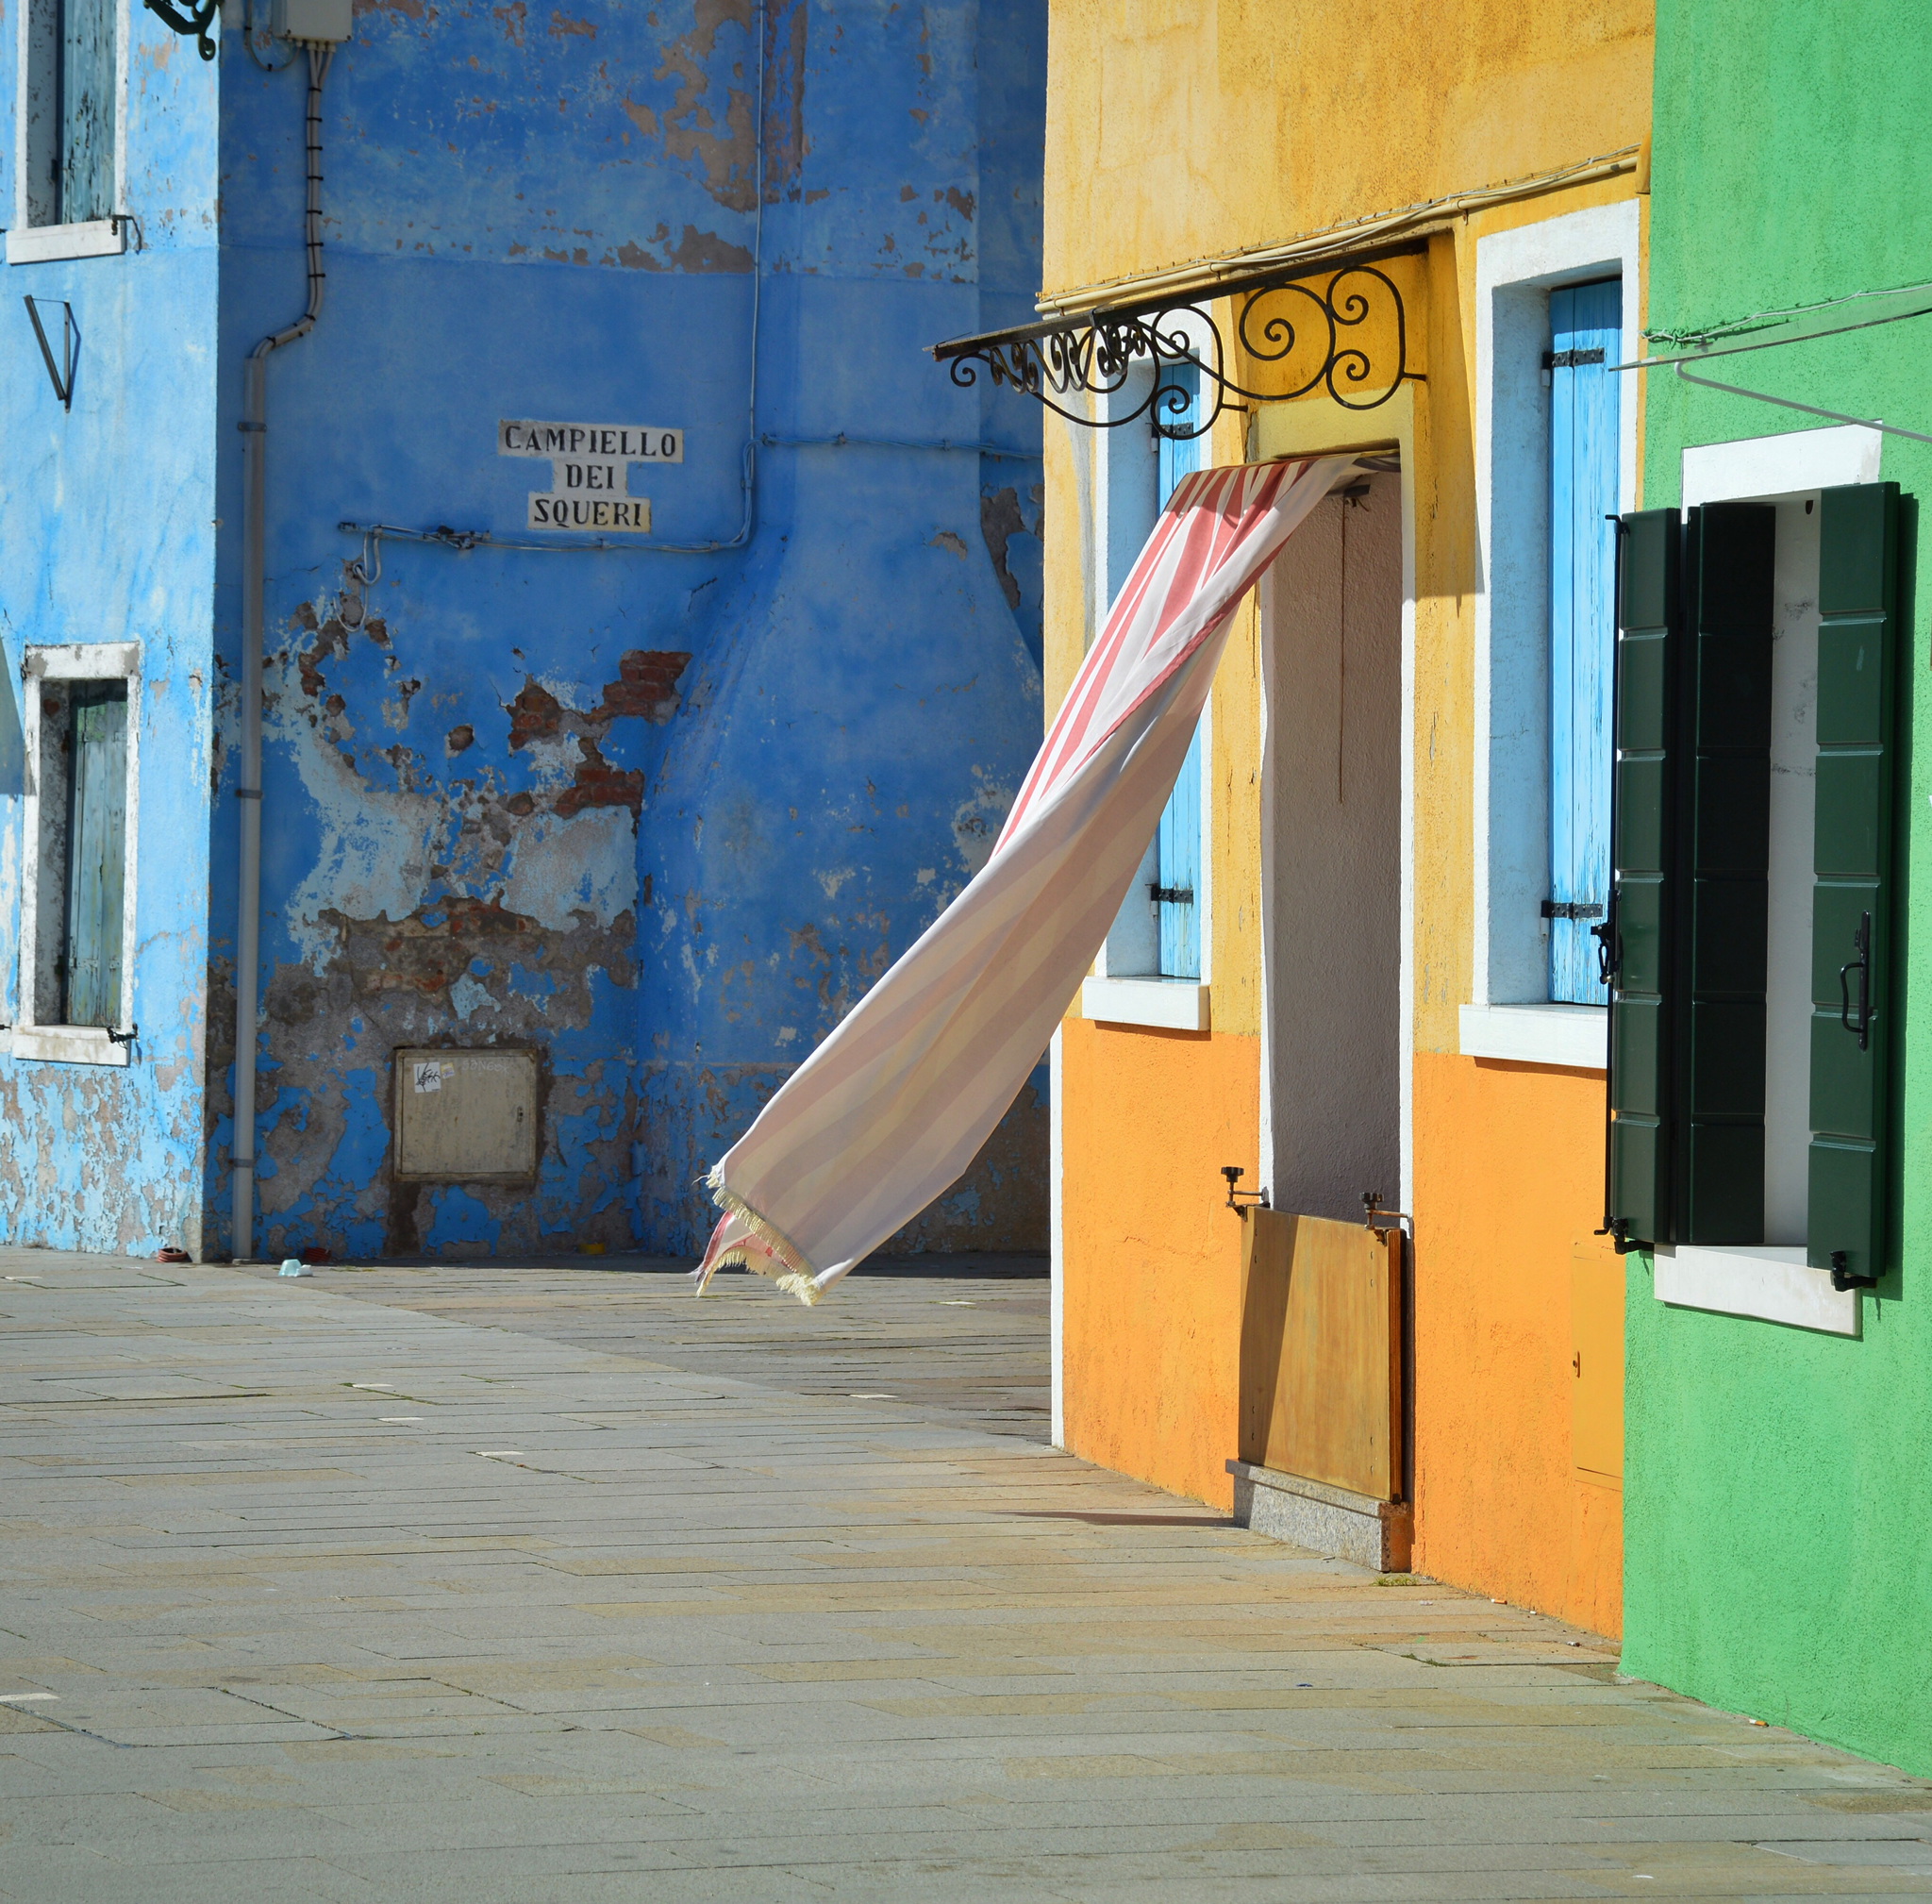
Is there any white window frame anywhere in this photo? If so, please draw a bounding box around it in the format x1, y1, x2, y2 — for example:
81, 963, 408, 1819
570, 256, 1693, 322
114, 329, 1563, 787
1646, 422, 1884, 1338
1081, 313, 1213, 1031
8, 0, 129, 265
1463, 201, 1641, 1072
15, 641, 141, 1064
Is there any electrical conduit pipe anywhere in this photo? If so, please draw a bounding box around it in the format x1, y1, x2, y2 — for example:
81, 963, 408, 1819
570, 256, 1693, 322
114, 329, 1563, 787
234, 44, 332, 1262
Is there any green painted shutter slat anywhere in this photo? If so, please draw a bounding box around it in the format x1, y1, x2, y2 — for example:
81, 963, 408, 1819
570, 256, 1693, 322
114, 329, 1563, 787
62, 683, 126, 1028
1807, 481, 1902, 1285
1675, 503, 1774, 1244
1607, 509, 1679, 1244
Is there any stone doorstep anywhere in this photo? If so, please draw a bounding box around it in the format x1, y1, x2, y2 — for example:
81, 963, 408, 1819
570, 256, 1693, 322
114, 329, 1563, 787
1226, 1458, 1413, 1574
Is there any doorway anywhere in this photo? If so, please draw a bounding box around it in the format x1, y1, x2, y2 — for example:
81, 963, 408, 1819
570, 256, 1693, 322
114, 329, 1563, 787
1263, 468, 1404, 1221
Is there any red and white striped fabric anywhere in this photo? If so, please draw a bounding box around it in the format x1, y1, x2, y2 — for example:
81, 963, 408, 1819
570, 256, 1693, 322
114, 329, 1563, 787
694, 453, 1356, 1303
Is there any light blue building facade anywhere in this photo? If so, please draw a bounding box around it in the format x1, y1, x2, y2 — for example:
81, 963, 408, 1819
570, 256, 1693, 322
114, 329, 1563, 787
0, 0, 1046, 1261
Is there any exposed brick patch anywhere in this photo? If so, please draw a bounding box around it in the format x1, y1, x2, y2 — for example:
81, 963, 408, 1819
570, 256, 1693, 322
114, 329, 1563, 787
595, 649, 691, 725
507, 679, 567, 750
556, 737, 644, 819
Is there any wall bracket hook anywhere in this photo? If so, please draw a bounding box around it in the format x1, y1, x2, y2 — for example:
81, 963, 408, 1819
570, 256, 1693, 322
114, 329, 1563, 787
23, 297, 76, 412
1222, 1166, 1268, 1217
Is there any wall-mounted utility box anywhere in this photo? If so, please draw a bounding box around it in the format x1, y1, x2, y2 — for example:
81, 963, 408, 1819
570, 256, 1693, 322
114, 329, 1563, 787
272, 0, 354, 42
393, 1047, 539, 1183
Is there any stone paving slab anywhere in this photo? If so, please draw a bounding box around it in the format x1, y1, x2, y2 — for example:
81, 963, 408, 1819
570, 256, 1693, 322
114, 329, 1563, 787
2, 1247, 1930, 1901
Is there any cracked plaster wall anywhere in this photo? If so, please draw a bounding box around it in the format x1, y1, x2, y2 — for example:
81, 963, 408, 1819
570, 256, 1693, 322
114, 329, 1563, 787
193, 0, 1048, 1260
0, 13, 219, 1253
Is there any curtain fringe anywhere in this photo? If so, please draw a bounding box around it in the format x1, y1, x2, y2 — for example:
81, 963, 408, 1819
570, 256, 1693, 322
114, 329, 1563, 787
693, 1168, 824, 1306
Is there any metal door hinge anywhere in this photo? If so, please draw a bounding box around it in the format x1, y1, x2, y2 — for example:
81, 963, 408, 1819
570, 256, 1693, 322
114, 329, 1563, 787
1542, 347, 1606, 369
1829, 1249, 1877, 1293
1541, 899, 1604, 920
1150, 884, 1194, 905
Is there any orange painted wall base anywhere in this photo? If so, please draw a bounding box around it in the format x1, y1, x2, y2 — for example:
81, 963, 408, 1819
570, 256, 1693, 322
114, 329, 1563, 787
1410, 1049, 1624, 1638
1058, 1018, 1258, 1512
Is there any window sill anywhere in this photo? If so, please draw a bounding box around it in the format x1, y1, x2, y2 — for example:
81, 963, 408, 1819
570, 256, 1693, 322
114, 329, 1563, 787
1081, 977, 1209, 1031
10, 1026, 130, 1066
1653, 1244, 1860, 1338
1458, 1002, 1606, 1071
7, 221, 126, 265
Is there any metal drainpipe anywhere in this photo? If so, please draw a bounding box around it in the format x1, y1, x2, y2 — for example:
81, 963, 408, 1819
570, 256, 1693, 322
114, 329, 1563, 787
234, 43, 333, 1262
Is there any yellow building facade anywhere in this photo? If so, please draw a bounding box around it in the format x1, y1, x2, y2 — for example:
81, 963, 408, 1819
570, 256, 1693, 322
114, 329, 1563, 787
1027, 3, 1654, 1634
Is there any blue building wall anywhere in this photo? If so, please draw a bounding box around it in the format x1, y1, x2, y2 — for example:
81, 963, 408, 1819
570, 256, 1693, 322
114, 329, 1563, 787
201, 0, 1047, 1259
0, 16, 221, 1251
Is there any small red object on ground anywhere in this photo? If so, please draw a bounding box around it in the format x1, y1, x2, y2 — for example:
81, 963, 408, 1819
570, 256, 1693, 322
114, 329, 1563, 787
300, 1247, 331, 1265
157, 1248, 192, 1263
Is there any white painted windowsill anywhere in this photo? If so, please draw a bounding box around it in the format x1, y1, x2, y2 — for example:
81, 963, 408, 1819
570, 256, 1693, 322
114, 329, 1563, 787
1082, 977, 1210, 1032
9, 1026, 131, 1066
1654, 1244, 1860, 1338
7, 221, 126, 265
1458, 1002, 1606, 1072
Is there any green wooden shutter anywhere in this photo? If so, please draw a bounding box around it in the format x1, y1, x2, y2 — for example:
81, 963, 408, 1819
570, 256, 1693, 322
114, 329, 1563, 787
1675, 503, 1774, 1244
1808, 482, 1902, 1288
1607, 509, 1680, 1245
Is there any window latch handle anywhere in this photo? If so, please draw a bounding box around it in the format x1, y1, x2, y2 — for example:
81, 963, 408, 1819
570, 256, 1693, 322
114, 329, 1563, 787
1839, 910, 1873, 1051
1590, 894, 1620, 987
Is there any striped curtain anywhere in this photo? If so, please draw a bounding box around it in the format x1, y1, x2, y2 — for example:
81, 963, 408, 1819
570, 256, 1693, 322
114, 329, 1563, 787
695, 453, 1357, 1303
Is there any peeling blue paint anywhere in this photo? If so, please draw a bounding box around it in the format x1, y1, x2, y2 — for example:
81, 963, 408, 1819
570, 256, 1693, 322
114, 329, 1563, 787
0, 0, 1046, 1262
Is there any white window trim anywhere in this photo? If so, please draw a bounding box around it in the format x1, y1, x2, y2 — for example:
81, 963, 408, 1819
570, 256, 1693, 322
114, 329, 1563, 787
1081, 975, 1210, 1031
1641, 423, 1884, 1326
1088, 314, 1213, 1004
1457, 1001, 1606, 1070
1466, 200, 1641, 1073
1654, 1245, 1859, 1339
8, 0, 131, 264
15, 640, 141, 1065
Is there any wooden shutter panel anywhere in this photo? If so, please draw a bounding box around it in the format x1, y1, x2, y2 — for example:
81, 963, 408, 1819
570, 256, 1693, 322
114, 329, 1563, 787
62, 684, 127, 1028
1807, 482, 1902, 1287
60, 0, 117, 225
1155, 362, 1203, 978
1674, 503, 1774, 1244
1547, 280, 1622, 1004
1607, 509, 1680, 1245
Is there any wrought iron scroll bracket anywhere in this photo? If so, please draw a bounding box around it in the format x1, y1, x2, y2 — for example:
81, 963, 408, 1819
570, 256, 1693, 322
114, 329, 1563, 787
935, 260, 1424, 441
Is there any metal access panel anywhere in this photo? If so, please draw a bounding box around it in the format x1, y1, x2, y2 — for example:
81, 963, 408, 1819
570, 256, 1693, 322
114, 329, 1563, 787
393, 1047, 539, 1183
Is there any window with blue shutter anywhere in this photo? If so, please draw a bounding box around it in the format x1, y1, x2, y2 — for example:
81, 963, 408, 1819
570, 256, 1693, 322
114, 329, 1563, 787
61, 681, 126, 1027
58, 0, 116, 225
1547, 279, 1622, 1004
23, 0, 117, 229
1155, 362, 1203, 979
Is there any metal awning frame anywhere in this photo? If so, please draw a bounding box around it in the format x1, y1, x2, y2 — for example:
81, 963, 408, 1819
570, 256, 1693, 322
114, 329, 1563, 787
931, 239, 1427, 442
1608, 283, 1932, 447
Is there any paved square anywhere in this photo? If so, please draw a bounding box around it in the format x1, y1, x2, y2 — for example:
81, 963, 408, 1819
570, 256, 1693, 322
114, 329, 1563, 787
3, 1250, 1929, 1900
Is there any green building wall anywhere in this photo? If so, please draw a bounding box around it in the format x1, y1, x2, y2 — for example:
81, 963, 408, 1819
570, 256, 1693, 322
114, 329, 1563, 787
1625, 0, 1932, 1775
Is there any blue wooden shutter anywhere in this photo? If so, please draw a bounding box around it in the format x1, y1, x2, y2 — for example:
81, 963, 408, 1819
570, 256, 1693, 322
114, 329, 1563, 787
1156, 362, 1202, 978
1808, 482, 1902, 1287
63, 683, 127, 1027
59, 0, 116, 225
1547, 279, 1622, 1003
